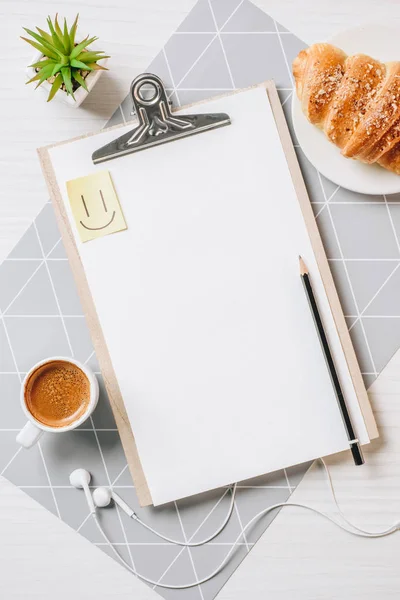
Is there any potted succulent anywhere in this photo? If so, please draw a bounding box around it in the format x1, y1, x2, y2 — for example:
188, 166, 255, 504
22, 14, 109, 106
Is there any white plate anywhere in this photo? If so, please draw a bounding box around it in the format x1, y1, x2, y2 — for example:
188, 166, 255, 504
292, 24, 400, 195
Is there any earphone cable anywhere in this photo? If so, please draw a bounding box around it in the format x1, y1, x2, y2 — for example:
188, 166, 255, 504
91, 458, 400, 589
132, 483, 237, 546
319, 457, 400, 535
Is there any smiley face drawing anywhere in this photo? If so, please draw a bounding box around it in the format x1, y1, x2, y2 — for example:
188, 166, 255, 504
66, 170, 127, 243
80, 190, 116, 231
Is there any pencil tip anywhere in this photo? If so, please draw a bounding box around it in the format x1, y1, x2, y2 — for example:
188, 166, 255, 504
299, 256, 308, 275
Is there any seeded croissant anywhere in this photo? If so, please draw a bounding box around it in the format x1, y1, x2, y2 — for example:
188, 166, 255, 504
293, 43, 400, 175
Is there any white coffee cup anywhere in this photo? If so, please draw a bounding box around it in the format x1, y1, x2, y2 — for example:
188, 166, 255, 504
16, 356, 99, 449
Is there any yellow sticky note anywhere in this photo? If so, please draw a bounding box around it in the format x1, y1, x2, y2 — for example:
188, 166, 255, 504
66, 171, 127, 243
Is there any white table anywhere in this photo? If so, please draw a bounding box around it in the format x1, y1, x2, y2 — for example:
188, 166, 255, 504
1, 1, 400, 598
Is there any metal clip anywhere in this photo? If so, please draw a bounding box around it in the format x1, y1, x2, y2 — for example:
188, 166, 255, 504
92, 73, 231, 164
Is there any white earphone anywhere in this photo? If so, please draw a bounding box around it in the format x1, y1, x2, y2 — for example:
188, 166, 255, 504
93, 487, 136, 518
70, 459, 400, 590
69, 468, 96, 514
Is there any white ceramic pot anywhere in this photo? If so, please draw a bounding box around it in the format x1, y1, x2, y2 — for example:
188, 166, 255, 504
26, 34, 108, 108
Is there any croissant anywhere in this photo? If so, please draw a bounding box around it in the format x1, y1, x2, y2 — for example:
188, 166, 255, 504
293, 43, 400, 175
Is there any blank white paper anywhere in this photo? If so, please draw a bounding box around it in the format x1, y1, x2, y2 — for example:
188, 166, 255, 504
49, 87, 369, 505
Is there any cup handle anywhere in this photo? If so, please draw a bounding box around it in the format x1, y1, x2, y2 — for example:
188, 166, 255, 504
16, 421, 43, 448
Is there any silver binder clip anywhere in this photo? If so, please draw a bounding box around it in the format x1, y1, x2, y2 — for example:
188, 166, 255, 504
92, 73, 231, 164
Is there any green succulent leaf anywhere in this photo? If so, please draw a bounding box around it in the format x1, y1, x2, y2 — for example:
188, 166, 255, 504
22, 28, 63, 59
21, 36, 58, 60
39, 64, 55, 80
63, 18, 71, 54
28, 59, 55, 69
54, 14, 64, 41
70, 59, 92, 70
35, 27, 53, 46
70, 36, 98, 59
61, 66, 75, 98
46, 17, 67, 53
26, 30, 48, 47
47, 73, 63, 102
76, 51, 109, 63
26, 71, 43, 84
69, 14, 79, 49
86, 62, 108, 71
34, 63, 55, 88
72, 69, 88, 92
51, 63, 63, 77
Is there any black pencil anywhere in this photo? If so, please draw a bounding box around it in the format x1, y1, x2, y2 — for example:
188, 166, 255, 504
299, 256, 364, 466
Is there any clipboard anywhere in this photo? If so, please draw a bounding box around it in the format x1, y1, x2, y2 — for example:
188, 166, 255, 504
38, 77, 378, 507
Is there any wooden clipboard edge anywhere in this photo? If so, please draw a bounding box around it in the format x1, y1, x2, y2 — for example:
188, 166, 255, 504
263, 81, 378, 441
37, 80, 378, 510
37, 146, 153, 507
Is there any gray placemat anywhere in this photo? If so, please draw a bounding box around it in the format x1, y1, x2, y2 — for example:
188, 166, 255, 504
1, 1, 399, 598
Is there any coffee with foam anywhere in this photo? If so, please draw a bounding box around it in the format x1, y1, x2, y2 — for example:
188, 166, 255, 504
25, 360, 90, 428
